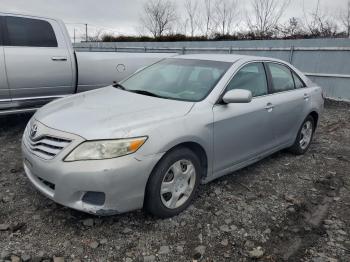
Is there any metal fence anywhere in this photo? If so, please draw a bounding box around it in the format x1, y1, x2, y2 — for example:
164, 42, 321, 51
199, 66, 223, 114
74, 39, 350, 101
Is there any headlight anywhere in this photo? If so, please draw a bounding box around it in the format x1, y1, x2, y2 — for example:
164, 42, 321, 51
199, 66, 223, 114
64, 137, 147, 162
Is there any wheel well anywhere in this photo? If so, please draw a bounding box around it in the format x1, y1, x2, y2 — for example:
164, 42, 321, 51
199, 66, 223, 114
143, 142, 209, 207
309, 111, 319, 130
168, 142, 208, 179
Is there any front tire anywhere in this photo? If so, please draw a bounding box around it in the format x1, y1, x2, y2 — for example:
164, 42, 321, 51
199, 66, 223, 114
289, 115, 315, 155
144, 147, 201, 218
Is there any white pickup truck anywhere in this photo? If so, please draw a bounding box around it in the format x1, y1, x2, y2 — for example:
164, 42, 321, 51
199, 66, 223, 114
0, 12, 172, 115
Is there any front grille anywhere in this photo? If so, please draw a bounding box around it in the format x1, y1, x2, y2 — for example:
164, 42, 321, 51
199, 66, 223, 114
24, 127, 72, 160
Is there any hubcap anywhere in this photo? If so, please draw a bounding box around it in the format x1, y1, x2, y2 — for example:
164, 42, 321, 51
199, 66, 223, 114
299, 120, 313, 150
160, 160, 196, 209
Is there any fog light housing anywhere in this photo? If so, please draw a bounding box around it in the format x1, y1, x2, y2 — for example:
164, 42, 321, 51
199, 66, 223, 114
82, 192, 105, 206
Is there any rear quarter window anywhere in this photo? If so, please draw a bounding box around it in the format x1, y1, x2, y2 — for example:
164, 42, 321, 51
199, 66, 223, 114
292, 72, 306, 89
5, 16, 58, 47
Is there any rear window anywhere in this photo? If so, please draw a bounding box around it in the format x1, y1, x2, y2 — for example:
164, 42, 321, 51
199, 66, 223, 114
5, 16, 57, 47
268, 63, 295, 93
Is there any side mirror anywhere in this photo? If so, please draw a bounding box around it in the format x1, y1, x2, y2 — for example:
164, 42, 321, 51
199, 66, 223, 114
222, 89, 252, 104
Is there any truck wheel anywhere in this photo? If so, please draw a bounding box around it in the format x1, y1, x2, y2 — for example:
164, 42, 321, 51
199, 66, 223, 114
144, 147, 201, 218
289, 115, 315, 155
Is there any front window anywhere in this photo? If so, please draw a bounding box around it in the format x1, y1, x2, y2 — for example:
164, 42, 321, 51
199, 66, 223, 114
121, 58, 232, 102
5, 16, 58, 47
226, 62, 268, 97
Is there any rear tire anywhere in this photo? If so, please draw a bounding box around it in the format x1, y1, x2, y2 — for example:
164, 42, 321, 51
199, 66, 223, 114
144, 147, 201, 218
289, 115, 315, 155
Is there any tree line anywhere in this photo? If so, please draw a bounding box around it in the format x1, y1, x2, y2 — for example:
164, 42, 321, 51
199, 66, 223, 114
98, 0, 350, 42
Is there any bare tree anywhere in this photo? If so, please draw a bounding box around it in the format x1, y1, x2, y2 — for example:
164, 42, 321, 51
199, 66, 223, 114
340, 0, 350, 37
303, 0, 339, 38
246, 0, 290, 37
87, 29, 104, 42
304, 0, 320, 34
180, 18, 189, 36
184, 0, 199, 37
199, 0, 213, 38
140, 0, 177, 38
280, 17, 306, 38
213, 0, 239, 35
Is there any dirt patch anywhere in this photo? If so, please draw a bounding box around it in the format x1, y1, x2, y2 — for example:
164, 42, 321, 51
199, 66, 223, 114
264, 174, 345, 261
0, 99, 349, 261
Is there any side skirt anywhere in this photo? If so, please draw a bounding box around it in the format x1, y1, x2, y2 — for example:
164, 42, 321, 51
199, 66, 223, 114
203, 142, 292, 184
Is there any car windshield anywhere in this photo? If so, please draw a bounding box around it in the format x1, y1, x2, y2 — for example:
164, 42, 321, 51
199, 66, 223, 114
121, 58, 232, 102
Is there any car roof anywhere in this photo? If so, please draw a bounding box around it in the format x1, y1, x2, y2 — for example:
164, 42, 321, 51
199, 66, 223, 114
174, 53, 284, 64
0, 11, 61, 22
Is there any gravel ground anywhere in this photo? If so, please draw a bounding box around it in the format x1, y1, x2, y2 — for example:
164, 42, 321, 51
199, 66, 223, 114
0, 100, 349, 262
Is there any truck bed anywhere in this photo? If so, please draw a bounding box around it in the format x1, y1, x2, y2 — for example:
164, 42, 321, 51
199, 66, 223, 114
76, 52, 175, 92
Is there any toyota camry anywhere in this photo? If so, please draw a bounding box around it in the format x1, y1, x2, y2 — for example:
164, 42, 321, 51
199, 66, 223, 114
22, 54, 324, 218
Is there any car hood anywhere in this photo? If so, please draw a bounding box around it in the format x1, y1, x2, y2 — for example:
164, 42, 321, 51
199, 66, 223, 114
35, 86, 194, 140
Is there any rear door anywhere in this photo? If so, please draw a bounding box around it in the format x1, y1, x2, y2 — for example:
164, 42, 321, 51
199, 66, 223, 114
3, 15, 74, 100
0, 16, 11, 102
265, 62, 310, 146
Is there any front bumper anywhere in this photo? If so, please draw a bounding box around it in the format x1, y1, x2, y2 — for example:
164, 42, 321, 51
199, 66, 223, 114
21, 125, 163, 215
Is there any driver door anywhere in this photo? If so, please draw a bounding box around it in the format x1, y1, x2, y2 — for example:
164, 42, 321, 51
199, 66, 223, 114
212, 62, 275, 173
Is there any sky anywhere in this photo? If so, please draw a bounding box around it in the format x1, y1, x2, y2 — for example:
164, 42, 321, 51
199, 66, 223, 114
0, 0, 347, 41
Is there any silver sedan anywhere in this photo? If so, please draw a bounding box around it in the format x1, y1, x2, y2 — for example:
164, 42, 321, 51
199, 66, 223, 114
22, 54, 324, 217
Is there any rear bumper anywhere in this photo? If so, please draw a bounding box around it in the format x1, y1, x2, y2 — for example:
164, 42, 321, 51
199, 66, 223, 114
22, 141, 163, 215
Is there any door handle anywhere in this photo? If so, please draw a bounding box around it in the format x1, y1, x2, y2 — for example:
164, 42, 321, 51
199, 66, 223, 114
304, 93, 310, 100
51, 56, 67, 61
264, 103, 274, 111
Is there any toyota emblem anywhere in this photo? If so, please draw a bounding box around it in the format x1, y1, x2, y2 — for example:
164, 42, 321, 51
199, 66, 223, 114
30, 124, 38, 138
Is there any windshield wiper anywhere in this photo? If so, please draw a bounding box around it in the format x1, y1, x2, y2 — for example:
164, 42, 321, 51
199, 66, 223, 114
113, 83, 162, 98
129, 90, 162, 98
113, 82, 126, 90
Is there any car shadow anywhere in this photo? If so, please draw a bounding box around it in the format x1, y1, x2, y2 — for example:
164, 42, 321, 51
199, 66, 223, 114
0, 113, 33, 134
